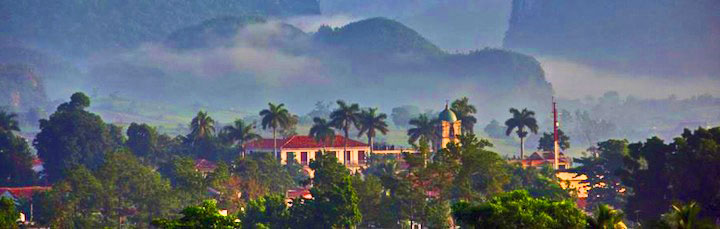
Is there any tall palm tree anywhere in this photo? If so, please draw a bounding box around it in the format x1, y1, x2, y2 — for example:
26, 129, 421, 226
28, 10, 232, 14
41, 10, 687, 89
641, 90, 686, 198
451, 97, 478, 134
260, 103, 291, 156
0, 110, 20, 132
587, 204, 627, 229
330, 100, 360, 156
309, 117, 335, 151
505, 108, 538, 159
221, 119, 261, 157
357, 108, 389, 153
189, 111, 216, 145
407, 114, 439, 148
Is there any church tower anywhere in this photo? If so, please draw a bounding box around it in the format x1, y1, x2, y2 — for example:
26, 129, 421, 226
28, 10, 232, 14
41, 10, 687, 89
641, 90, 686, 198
439, 102, 462, 149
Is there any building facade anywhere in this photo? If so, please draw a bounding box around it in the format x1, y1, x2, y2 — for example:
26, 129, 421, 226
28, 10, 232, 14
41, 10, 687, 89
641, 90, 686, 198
439, 103, 462, 149
244, 135, 371, 173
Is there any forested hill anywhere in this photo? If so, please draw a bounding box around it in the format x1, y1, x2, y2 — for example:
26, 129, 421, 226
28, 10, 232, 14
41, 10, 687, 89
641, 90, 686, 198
313, 17, 444, 57
503, 0, 720, 76
0, 0, 320, 56
92, 16, 553, 120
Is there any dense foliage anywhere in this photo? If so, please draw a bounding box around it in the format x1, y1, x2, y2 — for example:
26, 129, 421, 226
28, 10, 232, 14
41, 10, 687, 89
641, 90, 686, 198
0, 110, 36, 186
34, 92, 123, 183
452, 190, 586, 228
621, 127, 720, 221
0, 197, 19, 228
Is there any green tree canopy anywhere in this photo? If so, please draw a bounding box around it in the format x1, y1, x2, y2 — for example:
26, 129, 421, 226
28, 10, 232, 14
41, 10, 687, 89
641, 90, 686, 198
34, 92, 122, 183
330, 100, 361, 155
0, 110, 36, 186
505, 107, 538, 158
153, 199, 239, 229
260, 103, 291, 155
587, 204, 626, 229
0, 196, 19, 229
220, 119, 260, 155
537, 129, 570, 151
357, 107, 389, 152
126, 122, 159, 159
233, 153, 295, 195
452, 190, 586, 229
571, 139, 628, 210
309, 117, 335, 149
39, 151, 178, 227
451, 97, 478, 134
240, 194, 291, 229
622, 127, 720, 221
407, 114, 438, 147
290, 153, 361, 228
439, 134, 510, 201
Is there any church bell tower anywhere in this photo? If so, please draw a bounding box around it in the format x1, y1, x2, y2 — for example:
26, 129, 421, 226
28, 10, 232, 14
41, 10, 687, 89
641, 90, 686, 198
439, 102, 462, 149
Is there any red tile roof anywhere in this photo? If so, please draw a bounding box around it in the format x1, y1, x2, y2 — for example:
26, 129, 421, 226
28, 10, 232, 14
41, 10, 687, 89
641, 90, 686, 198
245, 136, 368, 149
194, 159, 217, 173
523, 151, 569, 163
0, 186, 51, 199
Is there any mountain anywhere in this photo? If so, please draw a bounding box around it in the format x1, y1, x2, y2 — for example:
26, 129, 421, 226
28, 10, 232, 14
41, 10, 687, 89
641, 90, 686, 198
0, 0, 320, 56
319, 0, 511, 50
0, 64, 47, 111
503, 0, 720, 76
83, 17, 553, 121
314, 17, 444, 57
0, 46, 81, 100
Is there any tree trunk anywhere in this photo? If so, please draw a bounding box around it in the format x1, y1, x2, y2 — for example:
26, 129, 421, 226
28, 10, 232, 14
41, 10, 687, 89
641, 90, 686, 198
273, 128, 277, 159
344, 128, 349, 162
520, 136, 525, 159
368, 135, 373, 154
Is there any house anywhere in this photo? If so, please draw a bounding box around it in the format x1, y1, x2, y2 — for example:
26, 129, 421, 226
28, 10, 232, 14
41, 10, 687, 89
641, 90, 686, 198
512, 151, 573, 169
0, 186, 51, 200
194, 158, 218, 176
244, 135, 371, 173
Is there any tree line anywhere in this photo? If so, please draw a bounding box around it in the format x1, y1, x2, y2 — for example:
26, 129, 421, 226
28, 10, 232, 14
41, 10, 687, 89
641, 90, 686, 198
1, 92, 719, 228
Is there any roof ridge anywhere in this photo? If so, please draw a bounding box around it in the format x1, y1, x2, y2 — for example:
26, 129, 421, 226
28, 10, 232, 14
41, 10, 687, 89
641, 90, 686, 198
281, 135, 297, 148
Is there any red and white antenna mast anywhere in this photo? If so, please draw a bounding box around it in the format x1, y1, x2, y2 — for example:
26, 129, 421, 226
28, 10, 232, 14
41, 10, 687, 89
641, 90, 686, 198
553, 97, 560, 170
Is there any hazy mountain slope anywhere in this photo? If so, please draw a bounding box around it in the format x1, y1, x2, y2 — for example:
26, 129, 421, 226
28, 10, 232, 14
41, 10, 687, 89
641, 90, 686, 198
314, 17, 444, 57
0, 46, 81, 100
503, 0, 720, 76
82, 17, 552, 122
0, 64, 47, 111
318, 0, 511, 50
0, 0, 320, 56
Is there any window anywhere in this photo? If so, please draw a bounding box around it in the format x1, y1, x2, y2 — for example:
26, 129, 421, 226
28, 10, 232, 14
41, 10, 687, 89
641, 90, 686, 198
358, 151, 366, 164
345, 151, 351, 163
301, 152, 308, 165
286, 152, 295, 164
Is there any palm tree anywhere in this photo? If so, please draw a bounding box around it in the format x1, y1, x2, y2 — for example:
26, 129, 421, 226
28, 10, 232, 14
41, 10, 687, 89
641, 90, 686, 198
357, 108, 389, 153
505, 108, 538, 159
451, 97, 478, 134
407, 114, 439, 148
260, 103, 291, 157
189, 111, 216, 145
663, 201, 712, 229
0, 110, 20, 132
587, 204, 627, 229
330, 100, 360, 156
309, 117, 335, 151
221, 119, 260, 157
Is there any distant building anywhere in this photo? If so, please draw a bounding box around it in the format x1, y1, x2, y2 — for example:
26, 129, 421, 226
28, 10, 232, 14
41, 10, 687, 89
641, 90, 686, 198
439, 103, 462, 149
512, 151, 573, 169
244, 135, 372, 174
194, 158, 218, 176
